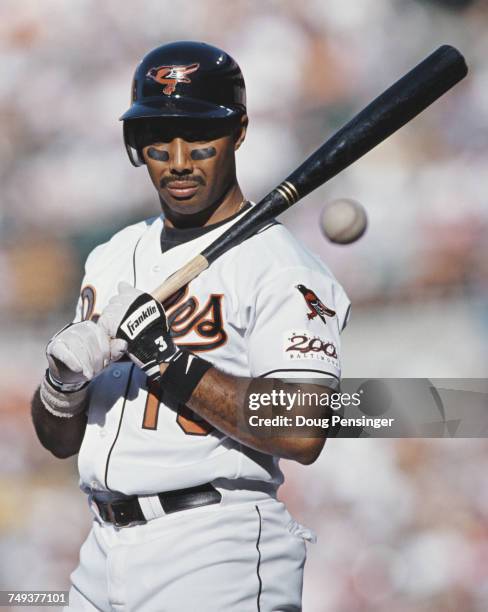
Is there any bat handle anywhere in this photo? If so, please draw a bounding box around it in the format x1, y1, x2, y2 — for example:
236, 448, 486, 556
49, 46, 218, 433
151, 254, 209, 303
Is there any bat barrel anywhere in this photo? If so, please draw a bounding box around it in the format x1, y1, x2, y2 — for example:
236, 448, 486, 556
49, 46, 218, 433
286, 45, 468, 199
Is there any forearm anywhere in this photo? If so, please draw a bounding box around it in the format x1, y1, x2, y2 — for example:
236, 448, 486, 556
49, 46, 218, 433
31, 385, 88, 459
185, 366, 328, 464
34, 316, 121, 458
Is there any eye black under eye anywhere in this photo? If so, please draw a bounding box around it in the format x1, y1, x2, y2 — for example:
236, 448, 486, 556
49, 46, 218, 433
147, 147, 169, 161
190, 146, 217, 160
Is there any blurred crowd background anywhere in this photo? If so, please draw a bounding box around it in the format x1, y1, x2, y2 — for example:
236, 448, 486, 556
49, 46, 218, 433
1, 0, 487, 610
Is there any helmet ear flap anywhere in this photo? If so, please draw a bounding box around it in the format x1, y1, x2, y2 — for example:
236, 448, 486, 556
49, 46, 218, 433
123, 122, 145, 167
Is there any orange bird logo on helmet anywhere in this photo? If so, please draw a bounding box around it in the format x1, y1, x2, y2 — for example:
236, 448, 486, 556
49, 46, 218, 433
146, 63, 200, 95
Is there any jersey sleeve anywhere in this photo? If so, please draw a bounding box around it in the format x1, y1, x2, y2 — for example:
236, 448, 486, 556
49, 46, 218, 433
246, 266, 350, 387
71, 242, 107, 324
69, 219, 152, 325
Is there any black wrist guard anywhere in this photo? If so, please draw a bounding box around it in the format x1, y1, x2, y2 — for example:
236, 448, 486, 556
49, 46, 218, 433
116, 292, 177, 380
159, 350, 213, 405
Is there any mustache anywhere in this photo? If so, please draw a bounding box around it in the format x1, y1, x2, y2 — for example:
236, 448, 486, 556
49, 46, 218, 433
160, 175, 206, 188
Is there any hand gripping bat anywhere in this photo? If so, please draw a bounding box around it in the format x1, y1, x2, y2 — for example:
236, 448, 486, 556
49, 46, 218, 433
152, 45, 468, 303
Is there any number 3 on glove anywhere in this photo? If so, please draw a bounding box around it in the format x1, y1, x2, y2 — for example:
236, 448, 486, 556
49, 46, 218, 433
154, 336, 169, 353
116, 293, 177, 380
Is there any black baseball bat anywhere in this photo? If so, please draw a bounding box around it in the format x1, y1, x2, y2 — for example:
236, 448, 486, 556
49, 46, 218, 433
153, 45, 467, 302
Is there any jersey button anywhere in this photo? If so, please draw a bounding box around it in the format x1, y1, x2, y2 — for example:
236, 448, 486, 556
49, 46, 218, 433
113, 369, 121, 378
152, 264, 160, 273
99, 429, 107, 438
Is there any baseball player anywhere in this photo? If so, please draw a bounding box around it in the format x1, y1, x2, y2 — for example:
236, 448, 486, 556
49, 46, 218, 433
31, 41, 350, 611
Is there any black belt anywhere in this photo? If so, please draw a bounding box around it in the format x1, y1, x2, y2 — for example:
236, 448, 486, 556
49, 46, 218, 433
94, 483, 222, 527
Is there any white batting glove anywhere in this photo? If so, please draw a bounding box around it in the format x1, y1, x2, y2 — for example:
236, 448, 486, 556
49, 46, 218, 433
46, 320, 127, 391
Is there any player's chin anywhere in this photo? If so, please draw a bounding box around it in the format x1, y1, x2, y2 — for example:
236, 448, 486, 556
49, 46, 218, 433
161, 193, 206, 215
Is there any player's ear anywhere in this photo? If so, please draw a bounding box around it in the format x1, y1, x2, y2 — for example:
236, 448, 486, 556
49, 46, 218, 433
234, 114, 248, 151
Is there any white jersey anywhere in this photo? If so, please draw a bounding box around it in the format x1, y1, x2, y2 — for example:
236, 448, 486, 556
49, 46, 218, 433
74, 209, 350, 496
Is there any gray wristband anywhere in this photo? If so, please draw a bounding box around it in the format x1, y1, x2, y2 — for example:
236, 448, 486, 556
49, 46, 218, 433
40, 372, 88, 418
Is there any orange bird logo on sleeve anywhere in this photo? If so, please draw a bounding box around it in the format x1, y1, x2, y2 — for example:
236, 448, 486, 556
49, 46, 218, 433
146, 63, 200, 95
296, 284, 336, 325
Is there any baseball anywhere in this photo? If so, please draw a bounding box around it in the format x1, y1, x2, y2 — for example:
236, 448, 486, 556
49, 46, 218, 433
320, 198, 368, 244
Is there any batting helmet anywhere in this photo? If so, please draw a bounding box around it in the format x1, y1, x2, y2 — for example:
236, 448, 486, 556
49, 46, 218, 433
120, 41, 246, 166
